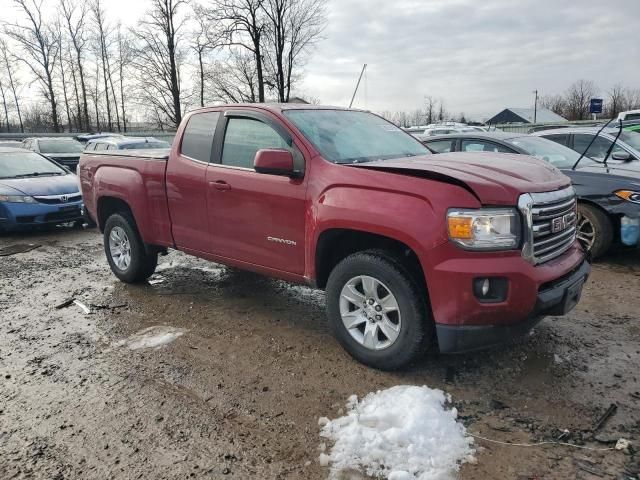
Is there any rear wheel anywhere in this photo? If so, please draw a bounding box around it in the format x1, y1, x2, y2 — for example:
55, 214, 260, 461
325, 250, 431, 370
104, 213, 157, 283
576, 203, 613, 259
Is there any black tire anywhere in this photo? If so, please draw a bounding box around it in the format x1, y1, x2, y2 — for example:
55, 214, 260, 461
103, 212, 157, 283
325, 250, 432, 370
577, 203, 613, 259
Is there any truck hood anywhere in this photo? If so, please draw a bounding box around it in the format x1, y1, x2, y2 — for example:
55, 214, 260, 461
354, 152, 571, 205
0, 174, 80, 196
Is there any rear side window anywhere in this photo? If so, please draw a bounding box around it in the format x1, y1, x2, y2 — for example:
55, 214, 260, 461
426, 139, 455, 153
181, 112, 220, 162
461, 140, 512, 153
221, 118, 289, 169
543, 134, 569, 146
95, 143, 108, 151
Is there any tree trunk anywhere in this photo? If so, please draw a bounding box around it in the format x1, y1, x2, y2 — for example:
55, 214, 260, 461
167, 8, 182, 126
198, 49, 205, 107
254, 35, 264, 103
0, 80, 10, 133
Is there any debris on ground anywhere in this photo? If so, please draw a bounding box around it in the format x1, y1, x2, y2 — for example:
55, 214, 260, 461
114, 325, 186, 350
0, 243, 41, 256
319, 386, 474, 479
593, 403, 618, 432
72, 299, 91, 315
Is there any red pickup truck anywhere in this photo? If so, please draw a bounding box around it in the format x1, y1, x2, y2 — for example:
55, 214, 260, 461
79, 105, 590, 369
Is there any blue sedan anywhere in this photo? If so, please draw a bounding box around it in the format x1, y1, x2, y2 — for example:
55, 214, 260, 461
0, 148, 84, 231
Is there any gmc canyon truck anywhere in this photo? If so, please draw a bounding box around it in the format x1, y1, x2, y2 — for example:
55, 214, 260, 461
79, 105, 590, 369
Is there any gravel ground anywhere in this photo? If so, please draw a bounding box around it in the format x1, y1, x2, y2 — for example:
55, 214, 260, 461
1, 226, 639, 479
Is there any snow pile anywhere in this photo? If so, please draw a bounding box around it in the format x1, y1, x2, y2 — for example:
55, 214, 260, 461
115, 326, 186, 350
319, 385, 474, 480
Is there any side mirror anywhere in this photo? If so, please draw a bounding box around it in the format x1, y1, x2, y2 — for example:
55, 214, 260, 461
254, 149, 296, 176
611, 151, 633, 162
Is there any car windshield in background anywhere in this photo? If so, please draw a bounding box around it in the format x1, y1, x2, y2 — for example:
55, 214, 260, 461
39, 139, 85, 153
0, 151, 66, 178
283, 109, 430, 164
506, 136, 593, 169
619, 131, 640, 151
120, 141, 170, 150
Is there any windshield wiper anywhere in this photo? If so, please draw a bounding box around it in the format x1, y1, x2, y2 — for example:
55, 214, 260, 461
12, 172, 63, 178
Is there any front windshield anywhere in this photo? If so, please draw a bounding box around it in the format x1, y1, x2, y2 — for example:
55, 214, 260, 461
39, 139, 85, 154
620, 131, 640, 151
120, 141, 170, 150
283, 109, 430, 164
0, 151, 66, 178
506, 136, 594, 169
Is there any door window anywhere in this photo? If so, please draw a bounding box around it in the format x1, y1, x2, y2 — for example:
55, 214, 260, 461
426, 139, 455, 153
221, 118, 290, 169
461, 140, 512, 153
542, 133, 569, 147
181, 111, 220, 162
573, 134, 626, 160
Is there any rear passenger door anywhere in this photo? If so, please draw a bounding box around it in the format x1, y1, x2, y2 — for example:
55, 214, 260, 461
205, 110, 307, 275
166, 111, 220, 253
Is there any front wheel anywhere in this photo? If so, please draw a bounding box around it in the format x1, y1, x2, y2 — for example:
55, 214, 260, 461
104, 213, 157, 283
576, 203, 613, 259
325, 251, 431, 370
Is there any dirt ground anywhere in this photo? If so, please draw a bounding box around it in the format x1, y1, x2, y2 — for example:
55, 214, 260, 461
1, 226, 639, 480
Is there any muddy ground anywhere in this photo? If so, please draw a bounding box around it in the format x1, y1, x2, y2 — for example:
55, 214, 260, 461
1, 227, 639, 480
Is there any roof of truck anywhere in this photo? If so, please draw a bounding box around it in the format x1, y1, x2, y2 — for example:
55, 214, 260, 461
201, 103, 356, 112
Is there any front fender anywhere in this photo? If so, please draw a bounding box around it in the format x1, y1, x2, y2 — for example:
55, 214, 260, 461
309, 186, 448, 280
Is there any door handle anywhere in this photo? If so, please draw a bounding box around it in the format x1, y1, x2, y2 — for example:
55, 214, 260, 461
210, 180, 231, 191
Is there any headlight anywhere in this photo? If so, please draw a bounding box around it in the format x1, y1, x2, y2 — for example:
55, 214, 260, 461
0, 195, 37, 203
447, 208, 520, 250
614, 190, 640, 204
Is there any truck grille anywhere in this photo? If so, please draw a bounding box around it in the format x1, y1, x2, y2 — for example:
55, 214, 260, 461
519, 187, 577, 264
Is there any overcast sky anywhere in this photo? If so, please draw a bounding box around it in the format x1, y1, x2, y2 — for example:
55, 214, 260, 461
6, 0, 640, 120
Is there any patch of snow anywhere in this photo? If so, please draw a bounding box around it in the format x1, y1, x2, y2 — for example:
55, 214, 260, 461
115, 326, 186, 350
319, 385, 474, 480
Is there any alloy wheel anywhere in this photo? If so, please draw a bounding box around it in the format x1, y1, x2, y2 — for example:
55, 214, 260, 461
576, 212, 595, 251
108, 226, 132, 270
339, 275, 402, 350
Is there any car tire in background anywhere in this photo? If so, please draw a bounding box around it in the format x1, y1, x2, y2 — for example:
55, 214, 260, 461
577, 203, 613, 259
103, 212, 158, 283
325, 250, 432, 370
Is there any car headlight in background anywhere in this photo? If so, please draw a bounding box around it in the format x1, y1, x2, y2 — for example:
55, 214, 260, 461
614, 190, 640, 204
0, 195, 37, 203
447, 208, 520, 250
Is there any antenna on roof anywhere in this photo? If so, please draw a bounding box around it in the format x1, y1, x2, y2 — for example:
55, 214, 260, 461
349, 64, 367, 108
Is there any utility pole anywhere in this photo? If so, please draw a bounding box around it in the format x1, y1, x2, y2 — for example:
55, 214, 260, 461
349, 64, 367, 108
533, 89, 538, 123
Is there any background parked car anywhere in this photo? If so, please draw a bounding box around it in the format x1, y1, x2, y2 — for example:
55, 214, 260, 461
0, 147, 83, 232
75, 133, 124, 144
22, 137, 85, 170
422, 132, 640, 257
84, 136, 171, 151
533, 127, 640, 163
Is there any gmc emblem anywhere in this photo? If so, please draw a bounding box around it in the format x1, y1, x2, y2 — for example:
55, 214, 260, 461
551, 213, 573, 233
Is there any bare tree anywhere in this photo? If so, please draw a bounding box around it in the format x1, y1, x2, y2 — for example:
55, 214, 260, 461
7, 0, 61, 131
539, 94, 566, 118
191, 6, 224, 107
0, 38, 24, 132
565, 79, 598, 121
209, 50, 258, 103
115, 25, 133, 132
209, 0, 266, 102
606, 84, 625, 118
132, 0, 187, 127
61, 0, 90, 130
424, 96, 436, 125
262, 0, 325, 102
0, 73, 11, 132
91, 0, 115, 131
